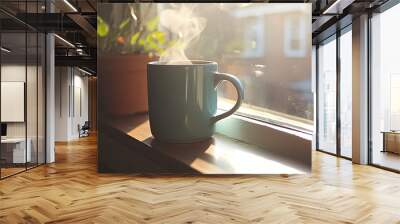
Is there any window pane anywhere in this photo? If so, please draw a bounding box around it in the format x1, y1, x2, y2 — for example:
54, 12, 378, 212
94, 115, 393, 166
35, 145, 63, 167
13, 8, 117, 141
98, 3, 313, 131
27, 30, 38, 169
0, 1, 46, 178
318, 37, 337, 154
38, 32, 46, 165
371, 4, 400, 171
1, 30, 28, 177
340, 29, 352, 158
206, 5, 313, 131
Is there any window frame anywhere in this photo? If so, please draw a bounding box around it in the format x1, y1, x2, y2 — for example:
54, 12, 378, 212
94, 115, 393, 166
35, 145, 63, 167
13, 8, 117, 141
368, 0, 400, 173
0, 1, 48, 180
315, 24, 353, 161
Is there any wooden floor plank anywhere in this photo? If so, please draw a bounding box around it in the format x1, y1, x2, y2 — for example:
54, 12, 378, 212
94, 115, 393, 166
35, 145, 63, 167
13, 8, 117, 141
0, 134, 399, 223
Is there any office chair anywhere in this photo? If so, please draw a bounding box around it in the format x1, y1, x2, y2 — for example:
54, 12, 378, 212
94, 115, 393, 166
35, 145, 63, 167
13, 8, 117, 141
79, 121, 90, 138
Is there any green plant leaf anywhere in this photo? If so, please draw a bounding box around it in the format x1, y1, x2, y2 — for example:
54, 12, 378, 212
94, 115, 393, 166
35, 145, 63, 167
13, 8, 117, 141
138, 38, 145, 46
97, 16, 109, 37
148, 41, 158, 51
145, 33, 153, 43
151, 31, 166, 45
130, 32, 140, 45
119, 18, 130, 30
146, 16, 159, 32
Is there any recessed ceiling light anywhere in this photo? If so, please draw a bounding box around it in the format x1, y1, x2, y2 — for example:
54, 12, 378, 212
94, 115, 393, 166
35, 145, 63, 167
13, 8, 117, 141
78, 67, 93, 76
322, 0, 353, 15
54, 34, 75, 48
63, 0, 78, 12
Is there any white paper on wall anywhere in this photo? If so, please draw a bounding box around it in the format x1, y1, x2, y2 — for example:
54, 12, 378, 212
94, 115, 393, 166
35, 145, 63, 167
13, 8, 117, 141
1, 82, 25, 122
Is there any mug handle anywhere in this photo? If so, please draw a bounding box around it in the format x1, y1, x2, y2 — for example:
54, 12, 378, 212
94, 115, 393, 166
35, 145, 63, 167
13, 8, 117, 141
211, 72, 244, 124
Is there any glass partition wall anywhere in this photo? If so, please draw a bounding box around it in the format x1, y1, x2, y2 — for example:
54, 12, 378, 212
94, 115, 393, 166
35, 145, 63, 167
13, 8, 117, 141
370, 3, 400, 171
317, 35, 337, 154
0, 30, 27, 177
339, 27, 352, 159
316, 26, 352, 159
0, 2, 46, 179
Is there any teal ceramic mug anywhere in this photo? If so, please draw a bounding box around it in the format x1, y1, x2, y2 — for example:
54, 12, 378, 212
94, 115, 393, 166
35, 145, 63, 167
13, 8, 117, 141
147, 60, 244, 143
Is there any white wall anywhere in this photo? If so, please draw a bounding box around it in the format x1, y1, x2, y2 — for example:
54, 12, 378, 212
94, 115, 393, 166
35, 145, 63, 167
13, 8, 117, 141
55, 67, 69, 141
1, 65, 26, 141
1, 65, 35, 138
1, 64, 46, 164
55, 67, 89, 141
72, 73, 89, 138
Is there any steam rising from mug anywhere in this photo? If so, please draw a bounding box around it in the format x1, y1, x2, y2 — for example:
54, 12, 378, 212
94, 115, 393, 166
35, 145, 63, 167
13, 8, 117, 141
159, 5, 206, 65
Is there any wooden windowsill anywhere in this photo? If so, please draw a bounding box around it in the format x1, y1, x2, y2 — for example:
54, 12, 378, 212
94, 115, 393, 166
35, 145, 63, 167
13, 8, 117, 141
218, 98, 313, 133
108, 113, 309, 174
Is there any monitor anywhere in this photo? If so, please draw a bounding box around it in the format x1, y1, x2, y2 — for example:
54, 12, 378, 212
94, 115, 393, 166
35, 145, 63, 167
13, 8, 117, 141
1, 123, 7, 137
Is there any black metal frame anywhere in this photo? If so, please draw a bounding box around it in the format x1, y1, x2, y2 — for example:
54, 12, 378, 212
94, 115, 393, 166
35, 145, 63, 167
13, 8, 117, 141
367, 10, 373, 166
0, 14, 2, 179
0, 0, 47, 180
315, 0, 400, 172
315, 44, 320, 151
315, 33, 337, 156
367, 0, 400, 173
315, 21, 353, 161
338, 24, 353, 161
336, 21, 341, 158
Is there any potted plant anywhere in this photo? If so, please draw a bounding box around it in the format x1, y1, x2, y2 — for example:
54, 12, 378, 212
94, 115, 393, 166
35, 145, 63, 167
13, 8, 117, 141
98, 4, 175, 115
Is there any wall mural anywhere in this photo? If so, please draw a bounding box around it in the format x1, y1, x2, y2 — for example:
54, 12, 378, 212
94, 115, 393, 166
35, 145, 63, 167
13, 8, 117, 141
97, 3, 312, 174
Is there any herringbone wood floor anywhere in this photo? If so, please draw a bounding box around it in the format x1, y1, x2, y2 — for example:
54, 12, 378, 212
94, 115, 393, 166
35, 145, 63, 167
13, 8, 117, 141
1, 134, 400, 223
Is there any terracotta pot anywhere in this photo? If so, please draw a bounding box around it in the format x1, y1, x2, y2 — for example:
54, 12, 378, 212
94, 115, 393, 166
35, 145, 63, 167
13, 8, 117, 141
100, 54, 156, 115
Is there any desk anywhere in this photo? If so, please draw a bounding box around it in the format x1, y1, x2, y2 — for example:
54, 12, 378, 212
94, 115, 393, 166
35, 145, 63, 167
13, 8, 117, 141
382, 131, 400, 154
1, 138, 31, 164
